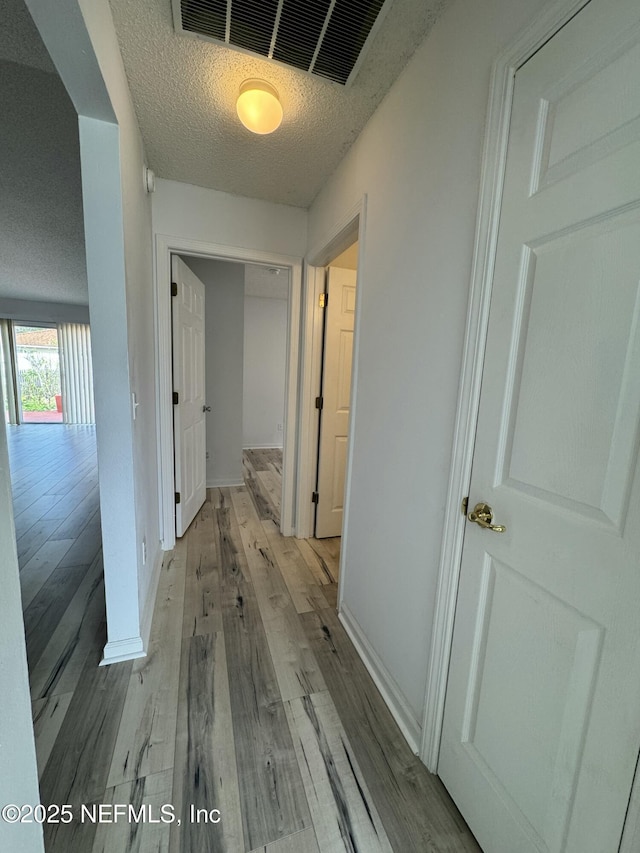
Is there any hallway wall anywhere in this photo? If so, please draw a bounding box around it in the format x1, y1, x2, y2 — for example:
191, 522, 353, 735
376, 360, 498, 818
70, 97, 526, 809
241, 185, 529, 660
152, 179, 306, 539
243, 294, 287, 449
0, 422, 42, 852
308, 0, 550, 735
152, 179, 308, 258
0, 299, 90, 324
27, 0, 160, 659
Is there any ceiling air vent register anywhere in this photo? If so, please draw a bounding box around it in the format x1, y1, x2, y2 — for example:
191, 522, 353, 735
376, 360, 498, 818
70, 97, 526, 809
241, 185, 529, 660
174, 0, 389, 86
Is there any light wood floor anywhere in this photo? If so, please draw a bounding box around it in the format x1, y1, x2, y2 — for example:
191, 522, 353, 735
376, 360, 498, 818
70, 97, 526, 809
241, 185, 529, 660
7, 428, 480, 853
243, 448, 283, 526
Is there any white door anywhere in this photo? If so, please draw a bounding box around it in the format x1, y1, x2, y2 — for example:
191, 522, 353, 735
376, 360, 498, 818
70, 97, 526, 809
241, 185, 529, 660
315, 266, 356, 538
172, 255, 206, 537
439, 2, 640, 851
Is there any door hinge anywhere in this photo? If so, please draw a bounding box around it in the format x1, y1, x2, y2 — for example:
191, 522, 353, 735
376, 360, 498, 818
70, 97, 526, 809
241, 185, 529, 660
461, 496, 469, 516
172, 391, 179, 405
319, 292, 328, 308
171, 281, 178, 297
315, 396, 323, 410
311, 491, 319, 504
175, 492, 181, 504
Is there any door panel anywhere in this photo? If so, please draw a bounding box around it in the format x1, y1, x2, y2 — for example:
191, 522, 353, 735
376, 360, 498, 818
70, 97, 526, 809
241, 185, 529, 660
439, 2, 640, 851
172, 255, 206, 537
534, 36, 640, 192
461, 556, 603, 847
502, 219, 640, 528
315, 266, 356, 538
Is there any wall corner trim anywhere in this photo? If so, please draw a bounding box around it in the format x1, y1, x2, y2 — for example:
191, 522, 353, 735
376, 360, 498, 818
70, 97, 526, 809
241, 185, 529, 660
339, 604, 421, 754
418, 0, 593, 773
100, 636, 146, 666
307, 195, 366, 267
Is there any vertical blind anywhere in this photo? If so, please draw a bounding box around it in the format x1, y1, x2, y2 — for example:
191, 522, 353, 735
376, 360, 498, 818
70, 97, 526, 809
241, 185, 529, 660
58, 323, 95, 424
0, 319, 18, 424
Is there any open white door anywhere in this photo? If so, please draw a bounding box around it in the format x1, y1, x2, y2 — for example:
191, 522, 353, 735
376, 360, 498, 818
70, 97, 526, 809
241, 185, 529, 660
315, 266, 356, 538
439, 2, 640, 851
172, 255, 206, 537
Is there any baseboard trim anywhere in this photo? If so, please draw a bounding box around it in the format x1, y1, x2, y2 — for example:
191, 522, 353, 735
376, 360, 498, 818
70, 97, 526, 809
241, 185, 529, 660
100, 636, 146, 666
338, 604, 422, 753
207, 478, 245, 487
138, 546, 164, 654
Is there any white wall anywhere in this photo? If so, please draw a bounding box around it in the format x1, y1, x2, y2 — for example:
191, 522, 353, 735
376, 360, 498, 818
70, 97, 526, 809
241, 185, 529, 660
0, 299, 90, 325
27, 0, 160, 661
93, 0, 160, 652
307, 0, 550, 730
0, 421, 43, 852
185, 258, 245, 486
76, 0, 160, 660
243, 295, 287, 449
153, 179, 308, 258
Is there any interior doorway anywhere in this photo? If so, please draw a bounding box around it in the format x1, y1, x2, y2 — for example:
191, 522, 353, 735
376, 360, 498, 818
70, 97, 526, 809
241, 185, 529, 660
242, 263, 290, 527
171, 254, 290, 535
163, 245, 299, 543
314, 243, 359, 539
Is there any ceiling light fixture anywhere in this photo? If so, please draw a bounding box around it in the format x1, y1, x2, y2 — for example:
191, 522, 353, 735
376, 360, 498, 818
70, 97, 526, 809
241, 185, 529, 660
236, 79, 283, 135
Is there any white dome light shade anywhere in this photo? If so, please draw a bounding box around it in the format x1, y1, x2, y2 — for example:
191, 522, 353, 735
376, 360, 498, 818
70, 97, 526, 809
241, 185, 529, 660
236, 79, 283, 135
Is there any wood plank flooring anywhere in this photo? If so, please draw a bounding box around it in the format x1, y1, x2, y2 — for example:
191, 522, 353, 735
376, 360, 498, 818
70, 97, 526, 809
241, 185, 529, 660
7, 426, 105, 688
7, 429, 481, 852
243, 448, 284, 526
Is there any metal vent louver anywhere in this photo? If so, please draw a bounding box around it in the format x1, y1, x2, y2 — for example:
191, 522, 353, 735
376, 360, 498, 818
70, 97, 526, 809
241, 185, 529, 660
176, 0, 389, 85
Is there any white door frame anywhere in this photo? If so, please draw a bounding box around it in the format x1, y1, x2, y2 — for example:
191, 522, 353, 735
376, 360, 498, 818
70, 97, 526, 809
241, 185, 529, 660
296, 197, 366, 604
155, 234, 303, 548
420, 0, 595, 772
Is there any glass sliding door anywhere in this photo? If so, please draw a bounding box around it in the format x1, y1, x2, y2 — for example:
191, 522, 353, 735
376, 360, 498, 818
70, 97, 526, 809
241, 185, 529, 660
14, 324, 62, 423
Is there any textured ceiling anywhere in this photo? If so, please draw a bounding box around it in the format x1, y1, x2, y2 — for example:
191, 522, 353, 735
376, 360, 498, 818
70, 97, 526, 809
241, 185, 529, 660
244, 264, 289, 299
108, 0, 448, 207
0, 55, 88, 306
0, 0, 56, 73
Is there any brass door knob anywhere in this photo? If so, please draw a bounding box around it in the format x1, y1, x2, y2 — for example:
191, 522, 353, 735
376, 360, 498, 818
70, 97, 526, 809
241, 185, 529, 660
467, 502, 506, 533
